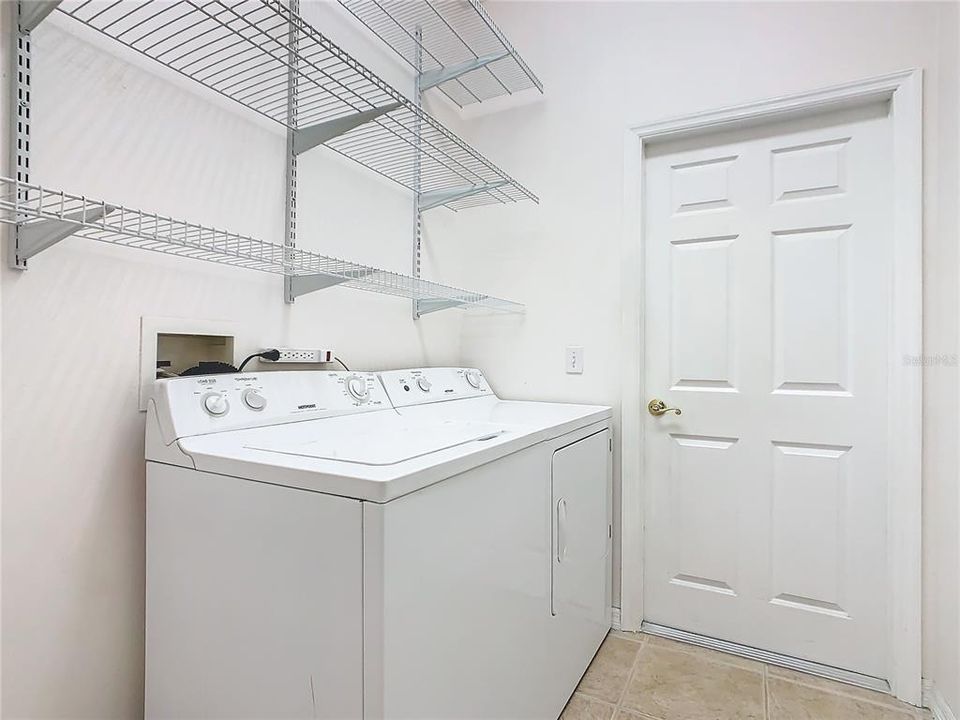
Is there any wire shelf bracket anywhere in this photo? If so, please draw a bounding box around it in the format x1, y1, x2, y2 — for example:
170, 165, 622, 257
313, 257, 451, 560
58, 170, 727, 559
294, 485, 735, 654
0, 177, 525, 313
419, 182, 509, 212
12, 203, 116, 267
417, 298, 465, 315
339, 0, 543, 107
19, 1, 61, 33
9, 1, 528, 315
292, 102, 402, 156
286, 272, 352, 300
53, 0, 537, 212
419, 52, 510, 92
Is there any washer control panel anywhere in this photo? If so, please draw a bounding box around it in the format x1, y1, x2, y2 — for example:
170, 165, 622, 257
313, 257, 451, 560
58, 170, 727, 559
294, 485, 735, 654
202, 392, 230, 417
152, 371, 389, 441
345, 375, 371, 403
380, 368, 494, 408
241, 388, 267, 411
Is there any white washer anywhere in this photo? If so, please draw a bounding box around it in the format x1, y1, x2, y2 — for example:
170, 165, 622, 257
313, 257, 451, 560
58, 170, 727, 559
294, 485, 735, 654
145, 368, 612, 720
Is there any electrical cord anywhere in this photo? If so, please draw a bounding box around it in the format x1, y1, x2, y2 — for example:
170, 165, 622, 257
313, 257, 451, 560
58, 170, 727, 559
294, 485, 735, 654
238, 348, 281, 372
333, 356, 350, 372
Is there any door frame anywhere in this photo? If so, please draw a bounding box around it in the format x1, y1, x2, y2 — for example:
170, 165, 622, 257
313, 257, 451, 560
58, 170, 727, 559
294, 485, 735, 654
619, 69, 923, 703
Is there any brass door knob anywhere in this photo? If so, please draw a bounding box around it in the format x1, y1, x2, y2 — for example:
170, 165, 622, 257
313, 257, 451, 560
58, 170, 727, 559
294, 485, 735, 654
648, 398, 681, 416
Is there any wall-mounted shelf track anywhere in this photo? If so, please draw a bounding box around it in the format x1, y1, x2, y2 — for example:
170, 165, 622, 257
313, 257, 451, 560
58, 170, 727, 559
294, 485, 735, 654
339, 0, 543, 108
11, 1, 528, 313
333, 0, 541, 317
55, 0, 537, 212
0, 177, 523, 313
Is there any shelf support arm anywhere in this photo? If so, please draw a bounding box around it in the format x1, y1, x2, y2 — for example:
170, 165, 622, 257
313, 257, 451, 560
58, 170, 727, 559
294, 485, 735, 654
419, 181, 509, 211
12, 204, 116, 267
286, 269, 376, 302
19, 1, 61, 32
419, 52, 510, 91
286, 273, 350, 301
417, 298, 469, 315
292, 103, 402, 155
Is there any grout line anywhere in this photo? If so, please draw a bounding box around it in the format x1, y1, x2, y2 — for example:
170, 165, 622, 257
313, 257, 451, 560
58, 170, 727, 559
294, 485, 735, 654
573, 688, 619, 705
646, 632, 765, 674
763, 663, 770, 720
589, 632, 921, 720
768, 667, 921, 714
615, 635, 667, 720
573, 693, 618, 717
620, 712, 662, 720
611, 629, 646, 645
574, 632, 647, 708
615, 644, 642, 706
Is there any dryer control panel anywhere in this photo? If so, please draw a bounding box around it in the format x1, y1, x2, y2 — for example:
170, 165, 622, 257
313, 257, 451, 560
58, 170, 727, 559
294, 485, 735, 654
151, 371, 389, 442
379, 367, 494, 408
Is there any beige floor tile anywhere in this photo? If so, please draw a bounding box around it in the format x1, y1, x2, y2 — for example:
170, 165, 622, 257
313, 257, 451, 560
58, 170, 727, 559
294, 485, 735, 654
767, 677, 916, 720
575, 635, 642, 703
767, 665, 921, 714
560, 693, 616, 720
642, 634, 765, 671
608, 629, 645, 644
612, 709, 657, 720
621, 643, 764, 720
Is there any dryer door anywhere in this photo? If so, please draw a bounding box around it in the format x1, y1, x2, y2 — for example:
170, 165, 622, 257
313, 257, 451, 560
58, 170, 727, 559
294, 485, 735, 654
551, 429, 612, 629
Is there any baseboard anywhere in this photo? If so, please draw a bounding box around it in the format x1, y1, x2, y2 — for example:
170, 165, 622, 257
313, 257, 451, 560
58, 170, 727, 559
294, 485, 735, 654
610, 606, 622, 632
924, 680, 958, 720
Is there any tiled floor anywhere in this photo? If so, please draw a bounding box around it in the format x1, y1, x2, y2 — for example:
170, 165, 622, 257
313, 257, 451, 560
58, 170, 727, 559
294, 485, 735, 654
562, 632, 931, 720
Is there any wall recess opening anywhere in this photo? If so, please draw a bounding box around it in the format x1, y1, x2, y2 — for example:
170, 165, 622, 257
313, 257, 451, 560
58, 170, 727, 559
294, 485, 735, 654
139, 316, 240, 411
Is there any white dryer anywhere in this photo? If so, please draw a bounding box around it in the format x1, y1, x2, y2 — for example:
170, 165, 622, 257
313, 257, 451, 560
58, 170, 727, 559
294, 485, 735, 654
145, 368, 612, 720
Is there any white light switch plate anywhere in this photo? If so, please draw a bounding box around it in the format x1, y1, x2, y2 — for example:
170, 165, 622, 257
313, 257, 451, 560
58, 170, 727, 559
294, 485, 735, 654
566, 346, 584, 374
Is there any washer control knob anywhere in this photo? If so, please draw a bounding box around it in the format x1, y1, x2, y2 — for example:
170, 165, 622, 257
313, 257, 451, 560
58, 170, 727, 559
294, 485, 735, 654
346, 376, 369, 402
464, 370, 482, 389
242, 388, 267, 411
417, 377, 432, 392
202, 392, 229, 417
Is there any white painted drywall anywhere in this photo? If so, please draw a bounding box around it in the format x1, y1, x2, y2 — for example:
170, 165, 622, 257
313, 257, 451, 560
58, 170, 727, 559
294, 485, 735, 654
928, 3, 960, 714
0, 3, 469, 718
445, 0, 960, 713
3, 1, 959, 718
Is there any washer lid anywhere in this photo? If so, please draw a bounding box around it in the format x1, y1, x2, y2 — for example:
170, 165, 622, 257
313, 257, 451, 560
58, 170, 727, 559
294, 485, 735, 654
244, 419, 508, 466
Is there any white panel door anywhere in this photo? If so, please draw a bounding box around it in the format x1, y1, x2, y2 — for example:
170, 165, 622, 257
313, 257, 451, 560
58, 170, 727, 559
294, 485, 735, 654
642, 102, 893, 678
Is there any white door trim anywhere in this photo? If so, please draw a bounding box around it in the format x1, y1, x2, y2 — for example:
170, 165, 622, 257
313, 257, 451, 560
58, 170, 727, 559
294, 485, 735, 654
619, 69, 923, 704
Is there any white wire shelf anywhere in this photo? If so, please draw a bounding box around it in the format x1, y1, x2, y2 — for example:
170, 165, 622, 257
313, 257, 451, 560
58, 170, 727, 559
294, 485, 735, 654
55, 0, 537, 212
0, 178, 523, 313
339, 0, 542, 108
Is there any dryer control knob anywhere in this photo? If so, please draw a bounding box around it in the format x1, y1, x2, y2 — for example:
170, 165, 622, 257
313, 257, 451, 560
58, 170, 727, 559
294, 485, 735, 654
202, 392, 229, 417
242, 388, 266, 411
346, 376, 369, 402
417, 377, 432, 392
464, 370, 482, 389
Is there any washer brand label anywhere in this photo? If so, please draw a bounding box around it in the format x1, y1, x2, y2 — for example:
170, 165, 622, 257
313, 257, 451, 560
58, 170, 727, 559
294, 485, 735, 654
297, 403, 317, 410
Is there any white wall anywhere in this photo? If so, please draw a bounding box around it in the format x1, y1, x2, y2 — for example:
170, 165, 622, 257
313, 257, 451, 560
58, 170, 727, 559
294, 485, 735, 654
0, 3, 466, 718
446, 0, 960, 712
2, 1, 959, 718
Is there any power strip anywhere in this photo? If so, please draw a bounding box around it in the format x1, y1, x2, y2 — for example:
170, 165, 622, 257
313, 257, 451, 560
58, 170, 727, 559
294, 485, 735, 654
259, 348, 334, 364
